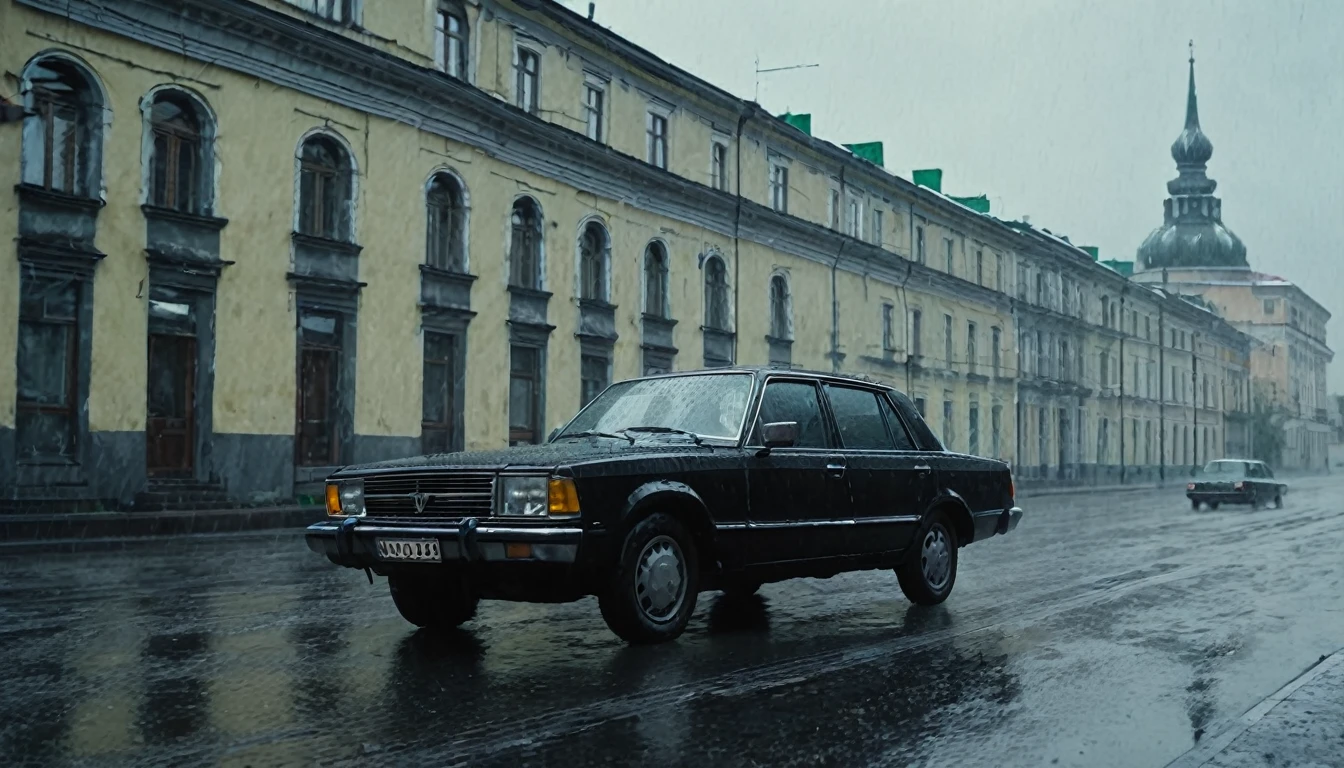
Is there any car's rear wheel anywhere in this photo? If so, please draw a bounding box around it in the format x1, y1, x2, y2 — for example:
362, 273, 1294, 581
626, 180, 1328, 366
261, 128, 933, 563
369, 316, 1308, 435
896, 511, 959, 606
599, 512, 700, 645
1191, 499, 1201, 510
388, 573, 479, 629
1274, 493, 1284, 509
1209, 502, 1220, 510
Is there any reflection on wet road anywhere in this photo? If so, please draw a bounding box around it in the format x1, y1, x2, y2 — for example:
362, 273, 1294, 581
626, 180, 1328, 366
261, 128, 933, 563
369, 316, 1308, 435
3, 477, 1344, 767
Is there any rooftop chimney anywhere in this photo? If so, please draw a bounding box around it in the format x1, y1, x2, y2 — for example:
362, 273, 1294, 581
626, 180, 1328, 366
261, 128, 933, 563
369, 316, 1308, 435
587, 2, 595, 20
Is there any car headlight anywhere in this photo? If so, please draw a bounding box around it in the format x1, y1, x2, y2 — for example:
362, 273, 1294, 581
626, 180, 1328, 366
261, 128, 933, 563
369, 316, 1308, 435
325, 478, 365, 518
500, 476, 550, 517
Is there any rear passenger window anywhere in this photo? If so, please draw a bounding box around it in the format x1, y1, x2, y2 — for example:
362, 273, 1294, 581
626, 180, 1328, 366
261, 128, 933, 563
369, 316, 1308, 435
824, 385, 893, 450
877, 395, 917, 451
755, 381, 829, 448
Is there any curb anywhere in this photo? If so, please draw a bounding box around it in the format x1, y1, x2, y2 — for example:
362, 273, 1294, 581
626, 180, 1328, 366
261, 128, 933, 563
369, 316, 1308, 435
0, 505, 325, 546
1164, 647, 1344, 768
1017, 483, 1160, 499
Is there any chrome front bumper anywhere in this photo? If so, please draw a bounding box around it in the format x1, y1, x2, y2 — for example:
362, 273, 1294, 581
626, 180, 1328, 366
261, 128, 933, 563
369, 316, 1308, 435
305, 517, 583, 565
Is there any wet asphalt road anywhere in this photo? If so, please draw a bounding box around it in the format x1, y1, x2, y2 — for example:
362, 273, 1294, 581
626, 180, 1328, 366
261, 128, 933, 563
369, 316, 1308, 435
3, 477, 1344, 768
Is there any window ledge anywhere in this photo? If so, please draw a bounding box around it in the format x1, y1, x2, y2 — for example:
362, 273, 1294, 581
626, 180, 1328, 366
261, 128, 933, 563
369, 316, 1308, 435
291, 231, 363, 255
578, 298, 617, 312
420, 263, 478, 282
142, 204, 229, 231
507, 284, 554, 300
15, 183, 104, 212
701, 326, 736, 338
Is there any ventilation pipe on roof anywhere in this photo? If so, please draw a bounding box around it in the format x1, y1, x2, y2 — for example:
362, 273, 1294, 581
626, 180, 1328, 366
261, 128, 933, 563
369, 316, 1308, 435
587, 2, 595, 20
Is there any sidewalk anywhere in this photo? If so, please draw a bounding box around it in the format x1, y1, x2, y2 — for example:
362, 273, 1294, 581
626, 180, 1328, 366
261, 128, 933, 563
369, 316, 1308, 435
0, 504, 324, 554
1166, 649, 1344, 768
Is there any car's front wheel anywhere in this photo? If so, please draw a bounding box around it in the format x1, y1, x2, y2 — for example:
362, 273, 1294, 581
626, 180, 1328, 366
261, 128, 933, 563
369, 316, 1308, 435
388, 573, 479, 629
897, 511, 959, 606
1274, 493, 1284, 509
599, 513, 700, 645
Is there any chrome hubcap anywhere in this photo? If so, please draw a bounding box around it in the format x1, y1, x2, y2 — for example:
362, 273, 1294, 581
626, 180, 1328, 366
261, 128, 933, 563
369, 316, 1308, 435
921, 527, 952, 590
635, 535, 686, 623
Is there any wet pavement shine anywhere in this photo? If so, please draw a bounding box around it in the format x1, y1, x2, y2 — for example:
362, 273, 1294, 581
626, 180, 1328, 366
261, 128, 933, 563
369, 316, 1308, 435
3, 477, 1344, 768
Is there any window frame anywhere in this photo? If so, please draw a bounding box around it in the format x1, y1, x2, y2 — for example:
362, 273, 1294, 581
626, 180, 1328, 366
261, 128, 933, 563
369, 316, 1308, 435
703, 255, 731, 331
578, 219, 610, 302
435, 1, 470, 80
508, 196, 544, 290
872, 208, 884, 247
881, 303, 895, 352
297, 133, 354, 242
823, 383, 899, 451
147, 90, 206, 213
508, 343, 545, 446
643, 240, 670, 318
646, 108, 670, 169
15, 275, 82, 463
769, 156, 790, 213
421, 331, 458, 454
710, 135, 729, 191
514, 45, 541, 115
583, 74, 607, 143
768, 273, 791, 340
746, 377, 834, 450
425, 170, 468, 272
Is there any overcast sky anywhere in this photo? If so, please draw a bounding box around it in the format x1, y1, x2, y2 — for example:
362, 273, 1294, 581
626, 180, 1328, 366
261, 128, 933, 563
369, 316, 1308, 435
561, 0, 1344, 390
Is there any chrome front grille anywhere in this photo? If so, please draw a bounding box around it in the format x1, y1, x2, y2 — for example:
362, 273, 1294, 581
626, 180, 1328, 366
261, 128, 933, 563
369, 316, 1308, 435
363, 472, 495, 521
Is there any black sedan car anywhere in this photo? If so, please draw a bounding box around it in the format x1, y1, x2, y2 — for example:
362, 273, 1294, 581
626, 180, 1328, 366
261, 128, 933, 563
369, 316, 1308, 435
1187, 459, 1287, 510
306, 368, 1023, 644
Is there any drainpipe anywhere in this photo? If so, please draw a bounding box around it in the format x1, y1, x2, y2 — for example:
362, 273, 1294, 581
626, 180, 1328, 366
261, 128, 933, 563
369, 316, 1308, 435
732, 108, 749, 364
1192, 331, 1200, 469
1119, 289, 1127, 485
1158, 287, 1167, 485
830, 166, 847, 372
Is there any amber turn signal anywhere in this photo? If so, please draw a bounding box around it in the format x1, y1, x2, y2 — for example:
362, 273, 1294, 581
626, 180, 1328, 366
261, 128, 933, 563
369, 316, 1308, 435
325, 483, 342, 516
547, 477, 581, 518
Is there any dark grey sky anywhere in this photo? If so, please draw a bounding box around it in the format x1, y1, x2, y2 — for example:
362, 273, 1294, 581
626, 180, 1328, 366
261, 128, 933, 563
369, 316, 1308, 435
565, 0, 1344, 389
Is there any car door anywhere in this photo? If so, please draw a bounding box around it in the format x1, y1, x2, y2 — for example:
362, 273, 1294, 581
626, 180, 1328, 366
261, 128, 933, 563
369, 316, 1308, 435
743, 377, 847, 565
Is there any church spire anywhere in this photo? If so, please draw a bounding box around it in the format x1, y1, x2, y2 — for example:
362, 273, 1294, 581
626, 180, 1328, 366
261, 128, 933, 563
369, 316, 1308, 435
1168, 40, 1216, 195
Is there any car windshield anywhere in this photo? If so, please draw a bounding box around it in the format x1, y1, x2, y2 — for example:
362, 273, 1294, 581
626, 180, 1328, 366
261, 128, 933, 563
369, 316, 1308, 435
1201, 460, 1252, 478
557, 373, 754, 442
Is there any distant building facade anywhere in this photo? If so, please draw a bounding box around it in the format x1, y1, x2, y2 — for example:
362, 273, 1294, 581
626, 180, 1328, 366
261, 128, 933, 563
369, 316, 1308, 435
1, 0, 1255, 509
1131, 53, 1333, 470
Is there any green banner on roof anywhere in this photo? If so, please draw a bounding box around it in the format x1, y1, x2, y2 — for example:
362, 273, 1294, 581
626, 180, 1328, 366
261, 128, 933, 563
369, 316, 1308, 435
779, 112, 812, 136
950, 195, 990, 214
1102, 259, 1134, 276
912, 168, 942, 192
845, 141, 884, 167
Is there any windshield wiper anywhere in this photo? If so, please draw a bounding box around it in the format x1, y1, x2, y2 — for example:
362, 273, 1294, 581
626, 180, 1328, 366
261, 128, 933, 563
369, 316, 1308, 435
619, 426, 704, 445
559, 430, 634, 444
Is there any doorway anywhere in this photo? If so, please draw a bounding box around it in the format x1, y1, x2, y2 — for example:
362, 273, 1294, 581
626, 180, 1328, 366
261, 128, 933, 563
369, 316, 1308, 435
146, 298, 197, 476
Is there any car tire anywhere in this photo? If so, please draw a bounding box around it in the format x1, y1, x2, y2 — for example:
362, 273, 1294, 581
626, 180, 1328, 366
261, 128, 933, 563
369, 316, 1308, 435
599, 512, 700, 645
1274, 494, 1284, 509
896, 511, 959, 606
1190, 499, 1201, 510
1209, 502, 1220, 510
388, 573, 479, 629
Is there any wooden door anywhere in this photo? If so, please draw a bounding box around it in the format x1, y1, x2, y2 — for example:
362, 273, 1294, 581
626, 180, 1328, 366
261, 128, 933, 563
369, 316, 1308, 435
146, 333, 196, 475
297, 347, 338, 465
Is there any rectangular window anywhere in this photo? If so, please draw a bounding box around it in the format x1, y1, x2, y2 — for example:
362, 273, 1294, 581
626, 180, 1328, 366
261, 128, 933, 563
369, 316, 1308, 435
421, 332, 457, 454
710, 140, 728, 190
968, 401, 980, 456
828, 187, 841, 229
976, 250, 984, 285
915, 226, 926, 264
1099, 351, 1109, 388
1035, 272, 1045, 305
846, 197, 862, 238
991, 326, 1002, 373
944, 314, 954, 367
647, 111, 669, 169
1145, 315, 1152, 340
1036, 331, 1045, 376
1263, 298, 1275, 315
944, 238, 955, 274
297, 310, 342, 466
580, 353, 609, 408
966, 322, 977, 373
509, 345, 543, 446
908, 309, 922, 357
914, 397, 927, 417
770, 161, 789, 212
943, 399, 954, 449
583, 82, 605, 143
16, 276, 80, 461
882, 303, 895, 352
435, 3, 469, 79
515, 47, 540, 114
991, 405, 1002, 458
283, 0, 355, 23
995, 253, 1004, 292
872, 209, 884, 246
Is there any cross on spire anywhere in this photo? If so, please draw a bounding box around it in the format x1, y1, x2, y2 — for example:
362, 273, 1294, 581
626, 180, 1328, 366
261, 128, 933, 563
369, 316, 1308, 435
1189, 39, 1195, 64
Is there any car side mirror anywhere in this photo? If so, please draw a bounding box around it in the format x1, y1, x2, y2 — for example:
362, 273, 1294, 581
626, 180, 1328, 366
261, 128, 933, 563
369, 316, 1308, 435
547, 427, 560, 443
761, 421, 798, 449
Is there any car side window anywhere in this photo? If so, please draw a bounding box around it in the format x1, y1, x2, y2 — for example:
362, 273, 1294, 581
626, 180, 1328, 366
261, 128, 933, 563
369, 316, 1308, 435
1262, 465, 1275, 479
754, 381, 829, 448
824, 385, 894, 450
876, 394, 918, 451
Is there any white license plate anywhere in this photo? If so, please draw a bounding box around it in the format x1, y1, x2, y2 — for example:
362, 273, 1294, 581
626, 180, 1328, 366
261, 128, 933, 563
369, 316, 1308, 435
376, 538, 442, 562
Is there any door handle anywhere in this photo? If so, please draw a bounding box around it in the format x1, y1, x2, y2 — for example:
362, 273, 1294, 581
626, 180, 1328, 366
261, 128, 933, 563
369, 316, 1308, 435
825, 457, 847, 476
913, 464, 932, 474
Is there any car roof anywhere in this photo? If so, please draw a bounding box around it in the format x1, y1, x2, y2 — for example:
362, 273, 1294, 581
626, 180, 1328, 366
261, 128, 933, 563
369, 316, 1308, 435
629, 366, 897, 391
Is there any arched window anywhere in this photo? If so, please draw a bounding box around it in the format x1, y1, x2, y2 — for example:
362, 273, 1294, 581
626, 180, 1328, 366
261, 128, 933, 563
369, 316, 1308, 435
769, 274, 791, 340
426, 172, 466, 271
298, 134, 354, 241
704, 255, 729, 331
21, 57, 103, 197
148, 90, 212, 213
578, 220, 609, 301
644, 241, 669, 318
509, 197, 543, 289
